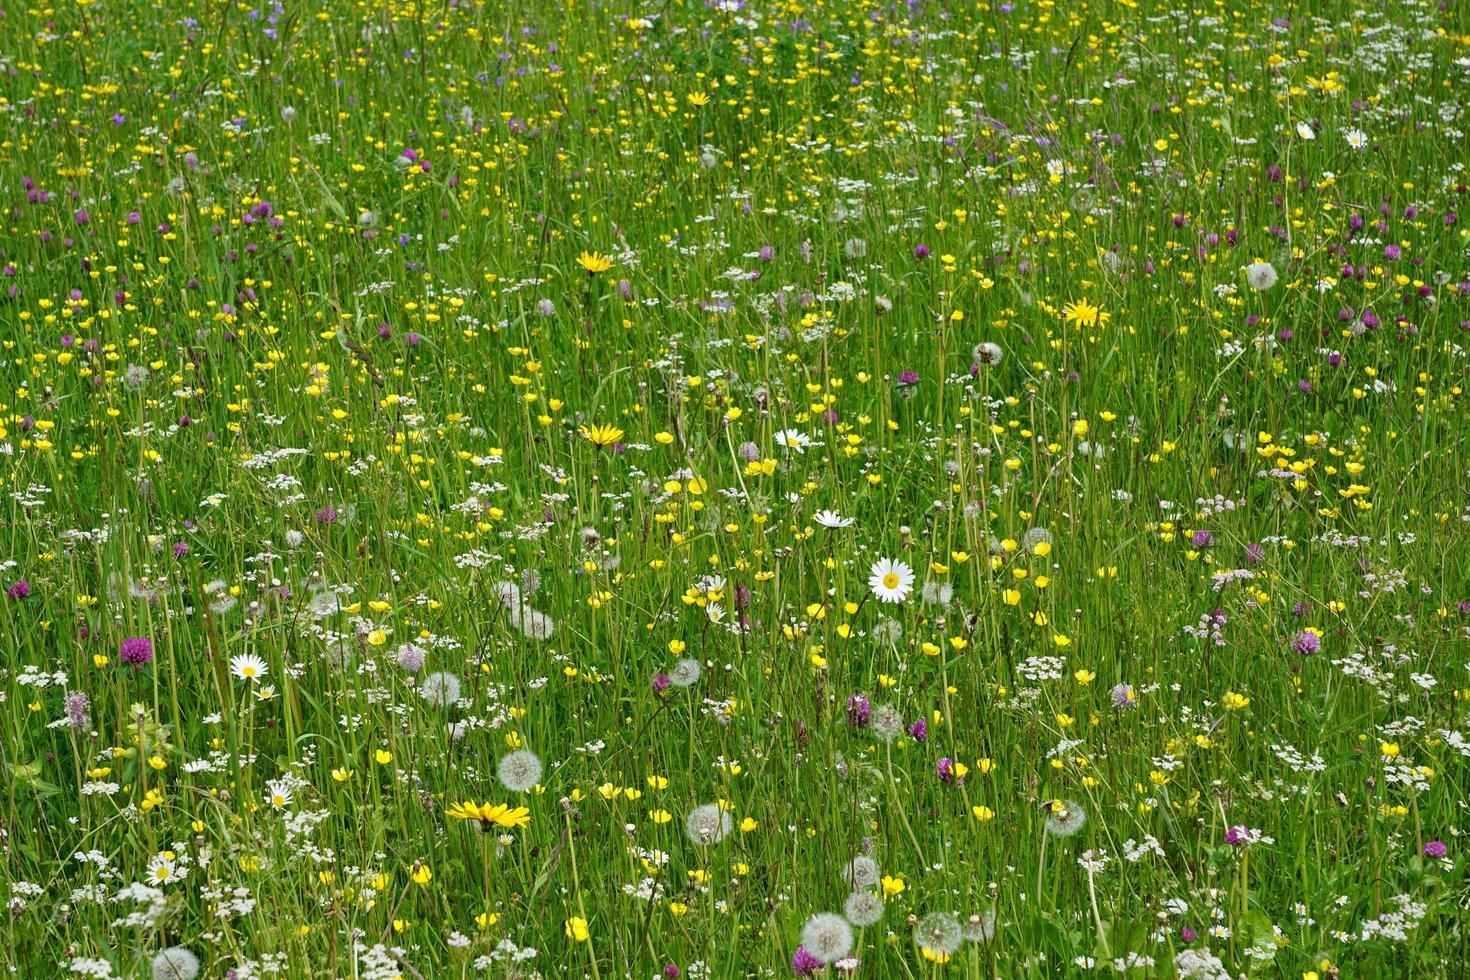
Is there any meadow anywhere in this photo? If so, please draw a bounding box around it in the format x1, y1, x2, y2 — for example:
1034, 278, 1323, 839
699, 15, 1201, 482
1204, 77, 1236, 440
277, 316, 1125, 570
2, 0, 1470, 976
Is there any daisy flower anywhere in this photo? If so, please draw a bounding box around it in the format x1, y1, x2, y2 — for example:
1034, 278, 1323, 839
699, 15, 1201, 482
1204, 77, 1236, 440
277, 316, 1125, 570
814, 509, 854, 529
774, 429, 811, 453
230, 653, 268, 682
868, 558, 914, 604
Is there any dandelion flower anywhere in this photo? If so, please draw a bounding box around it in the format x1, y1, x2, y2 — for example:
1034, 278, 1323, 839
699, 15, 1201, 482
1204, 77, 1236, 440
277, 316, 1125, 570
586, 423, 625, 447
445, 801, 531, 830
576, 251, 613, 274
497, 750, 544, 793
914, 912, 964, 958
230, 653, 268, 682
843, 891, 885, 927
151, 948, 201, 980
1245, 261, 1278, 291
685, 803, 733, 845
972, 342, 1003, 366
800, 912, 854, 963
964, 909, 997, 943
871, 704, 903, 742
669, 658, 701, 688
1061, 297, 1109, 328
419, 671, 462, 706
868, 558, 914, 604
1044, 799, 1087, 837
842, 855, 881, 890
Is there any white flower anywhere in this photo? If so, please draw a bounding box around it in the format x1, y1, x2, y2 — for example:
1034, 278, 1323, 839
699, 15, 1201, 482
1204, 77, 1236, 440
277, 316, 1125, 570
669, 658, 701, 688
843, 890, 885, 927
914, 912, 964, 957
229, 653, 268, 682
151, 948, 200, 980
774, 429, 811, 453
1345, 128, 1368, 150
1245, 261, 1278, 291
868, 557, 914, 604
685, 803, 732, 845
264, 779, 292, 810
1296, 121, 1314, 140
146, 852, 183, 886
842, 855, 881, 889
497, 750, 544, 793
972, 341, 1004, 366
801, 912, 854, 963
420, 671, 462, 706
814, 509, 854, 529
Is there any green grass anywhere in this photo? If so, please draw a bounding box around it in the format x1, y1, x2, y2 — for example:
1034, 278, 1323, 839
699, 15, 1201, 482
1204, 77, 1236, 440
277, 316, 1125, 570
2, 0, 1470, 976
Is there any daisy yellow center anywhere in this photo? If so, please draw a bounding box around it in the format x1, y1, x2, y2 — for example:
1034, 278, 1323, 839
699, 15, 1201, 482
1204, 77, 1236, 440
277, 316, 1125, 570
883, 573, 899, 589
243, 666, 257, 676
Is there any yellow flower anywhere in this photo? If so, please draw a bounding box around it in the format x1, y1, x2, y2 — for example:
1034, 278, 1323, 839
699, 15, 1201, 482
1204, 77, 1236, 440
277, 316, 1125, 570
880, 874, 905, 897
1062, 297, 1109, 329
446, 801, 532, 829
410, 864, 432, 885
576, 251, 614, 275
586, 423, 625, 447
565, 916, 590, 942
971, 804, 995, 821
687, 92, 711, 107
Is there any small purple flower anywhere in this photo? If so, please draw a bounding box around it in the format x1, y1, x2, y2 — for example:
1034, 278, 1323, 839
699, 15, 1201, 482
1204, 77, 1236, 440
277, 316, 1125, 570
1110, 683, 1137, 710
652, 672, 672, 693
846, 693, 871, 727
1224, 824, 1247, 846
315, 505, 338, 525
64, 690, 91, 729
1181, 926, 1197, 943
120, 636, 154, 669
1291, 630, 1320, 656
914, 243, 930, 259
1191, 530, 1213, 548
907, 718, 927, 742
6, 580, 30, 600
1243, 542, 1265, 565
897, 371, 920, 387
792, 947, 823, 977
1424, 840, 1447, 858
172, 541, 190, 558
664, 966, 682, 980
937, 757, 963, 785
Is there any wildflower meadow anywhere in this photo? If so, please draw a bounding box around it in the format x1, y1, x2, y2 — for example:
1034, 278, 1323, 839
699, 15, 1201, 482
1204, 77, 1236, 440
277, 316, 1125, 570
4, 0, 1470, 977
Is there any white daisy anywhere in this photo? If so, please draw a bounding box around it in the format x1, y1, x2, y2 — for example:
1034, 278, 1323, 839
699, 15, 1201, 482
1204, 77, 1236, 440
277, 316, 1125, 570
814, 509, 854, 529
230, 653, 268, 682
264, 779, 293, 810
147, 852, 184, 885
1345, 128, 1368, 150
1295, 121, 1314, 140
868, 557, 915, 604
773, 429, 810, 453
